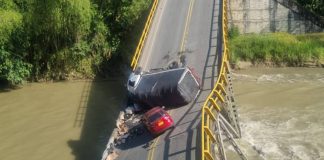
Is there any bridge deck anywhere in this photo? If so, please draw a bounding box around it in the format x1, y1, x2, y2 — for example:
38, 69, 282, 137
115, 0, 222, 159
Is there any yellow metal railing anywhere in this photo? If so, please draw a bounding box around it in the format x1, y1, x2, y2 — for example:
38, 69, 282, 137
201, 0, 230, 159
131, 0, 159, 71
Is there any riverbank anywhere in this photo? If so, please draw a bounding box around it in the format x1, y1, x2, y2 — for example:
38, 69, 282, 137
229, 32, 324, 67
232, 60, 324, 70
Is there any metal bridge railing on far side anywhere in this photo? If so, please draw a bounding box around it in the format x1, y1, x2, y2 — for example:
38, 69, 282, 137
201, 0, 247, 160
131, 0, 159, 71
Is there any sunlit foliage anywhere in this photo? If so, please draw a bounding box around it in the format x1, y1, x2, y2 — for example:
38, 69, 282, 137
0, 0, 150, 84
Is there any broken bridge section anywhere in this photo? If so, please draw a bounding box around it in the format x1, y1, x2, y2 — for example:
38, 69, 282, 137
200, 0, 247, 159
102, 0, 247, 159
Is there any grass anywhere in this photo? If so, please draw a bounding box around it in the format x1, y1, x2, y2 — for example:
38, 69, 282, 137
229, 32, 324, 66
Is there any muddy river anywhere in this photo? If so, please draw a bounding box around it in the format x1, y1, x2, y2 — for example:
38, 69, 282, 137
233, 68, 324, 160
0, 68, 323, 160
0, 79, 126, 160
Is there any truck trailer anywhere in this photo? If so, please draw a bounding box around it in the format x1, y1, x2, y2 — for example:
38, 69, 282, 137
127, 67, 201, 108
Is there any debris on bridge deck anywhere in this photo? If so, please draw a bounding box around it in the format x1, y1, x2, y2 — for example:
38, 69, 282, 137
102, 104, 145, 160
102, 66, 201, 160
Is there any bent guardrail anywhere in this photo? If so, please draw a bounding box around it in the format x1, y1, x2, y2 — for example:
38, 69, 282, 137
201, 0, 246, 159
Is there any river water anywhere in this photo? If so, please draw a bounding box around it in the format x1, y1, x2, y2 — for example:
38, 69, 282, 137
1, 68, 324, 160
233, 68, 324, 160
0, 79, 125, 160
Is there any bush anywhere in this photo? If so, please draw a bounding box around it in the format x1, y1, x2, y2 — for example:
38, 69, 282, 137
0, 48, 31, 85
229, 32, 324, 66
228, 26, 240, 40
296, 0, 324, 16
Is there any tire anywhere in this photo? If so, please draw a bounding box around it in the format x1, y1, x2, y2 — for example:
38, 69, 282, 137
167, 61, 179, 69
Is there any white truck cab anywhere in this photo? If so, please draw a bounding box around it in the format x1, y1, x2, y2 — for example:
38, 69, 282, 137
126, 67, 201, 108
127, 72, 141, 94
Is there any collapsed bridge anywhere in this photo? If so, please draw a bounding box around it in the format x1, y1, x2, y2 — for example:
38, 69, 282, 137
103, 0, 248, 159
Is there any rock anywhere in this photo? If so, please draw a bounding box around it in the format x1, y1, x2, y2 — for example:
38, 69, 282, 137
108, 129, 118, 145
304, 61, 317, 68
117, 139, 121, 145
113, 138, 119, 147
319, 60, 324, 67
236, 61, 253, 69
116, 111, 125, 126
125, 106, 134, 115
132, 117, 141, 124
106, 151, 118, 160
121, 133, 129, 139
116, 119, 123, 129
118, 123, 128, 134
120, 111, 125, 121
124, 113, 132, 120
108, 144, 114, 154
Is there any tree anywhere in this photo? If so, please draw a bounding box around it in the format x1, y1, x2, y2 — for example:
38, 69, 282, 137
25, 0, 92, 78
297, 0, 324, 16
0, 2, 30, 84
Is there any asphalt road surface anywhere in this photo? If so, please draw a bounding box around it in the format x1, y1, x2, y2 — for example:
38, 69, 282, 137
116, 0, 222, 159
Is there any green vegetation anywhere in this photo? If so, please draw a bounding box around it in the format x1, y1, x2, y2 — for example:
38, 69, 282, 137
0, 0, 151, 85
229, 31, 324, 66
228, 26, 240, 40
296, 0, 323, 16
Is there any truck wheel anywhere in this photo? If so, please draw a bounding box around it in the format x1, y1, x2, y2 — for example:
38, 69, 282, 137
167, 61, 179, 69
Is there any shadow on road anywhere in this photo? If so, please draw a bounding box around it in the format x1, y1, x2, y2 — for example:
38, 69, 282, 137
115, 126, 155, 150
159, 0, 223, 159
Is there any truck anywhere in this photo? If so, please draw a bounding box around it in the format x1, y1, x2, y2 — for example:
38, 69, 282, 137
127, 67, 201, 108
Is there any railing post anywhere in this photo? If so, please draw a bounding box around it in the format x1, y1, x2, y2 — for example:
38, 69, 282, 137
201, 0, 245, 159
